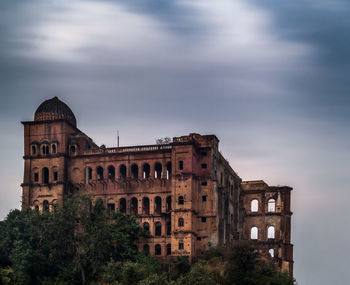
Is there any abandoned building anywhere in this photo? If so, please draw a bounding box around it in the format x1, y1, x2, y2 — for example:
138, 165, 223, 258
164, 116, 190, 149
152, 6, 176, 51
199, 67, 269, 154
21, 97, 293, 275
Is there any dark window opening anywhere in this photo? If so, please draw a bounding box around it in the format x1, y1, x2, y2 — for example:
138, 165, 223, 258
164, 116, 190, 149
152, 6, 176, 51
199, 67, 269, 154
178, 218, 184, 227
42, 145, 49, 155
155, 222, 162, 236
201, 181, 207, 186
131, 164, 138, 179
131, 197, 138, 215
179, 160, 183, 170
107, 203, 115, 212
97, 166, 104, 180
143, 222, 150, 234
119, 198, 126, 213
166, 244, 171, 255
197, 237, 202, 241
155, 244, 161, 255
179, 241, 184, 250
178, 196, 184, 205
52, 144, 56, 154
202, 195, 207, 202
142, 197, 150, 215
34, 172, 39, 182
201, 163, 207, 169
108, 166, 115, 179
143, 163, 150, 178
201, 151, 207, 156
201, 217, 207, 223
119, 165, 127, 179
143, 244, 150, 255
85, 167, 92, 183
53, 171, 58, 181
70, 145, 76, 154
166, 162, 172, 179
155, 163, 162, 179
167, 221, 171, 235
34, 205, 39, 211
154, 196, 162, 214
31, 145, 36, 155
43, 167, 49, 184
166, 196, 172, 211
43, 200, 49, 211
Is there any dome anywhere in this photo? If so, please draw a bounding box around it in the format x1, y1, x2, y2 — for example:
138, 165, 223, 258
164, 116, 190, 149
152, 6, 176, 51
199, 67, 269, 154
34, 97, 77, 126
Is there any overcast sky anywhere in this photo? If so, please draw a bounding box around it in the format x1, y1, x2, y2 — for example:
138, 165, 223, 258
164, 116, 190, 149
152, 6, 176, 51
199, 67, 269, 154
1, 0, 349, 284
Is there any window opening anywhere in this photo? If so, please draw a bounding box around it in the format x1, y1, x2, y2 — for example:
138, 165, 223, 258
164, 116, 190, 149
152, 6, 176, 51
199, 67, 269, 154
201, 217, 207, 222
119, 165, 127, 179
108, 166, 115, 179
131, 197, 138, 215
166, 196, 172, 211
251, 226, 258, 240
43, 200, 49, 211
155, 163, 162, 179
155, 244, 161, 255
143, 163, 150, 178
166, 162, 172, 179
178, 196, 184, 205
268, 226, 275, 239
143, 244, 150, 255
119, 198, 126, 213
201, 164, 207, 169
131, 164, 138, 179
142, 197, 150, 215
42, 167, 49, 184
166, 244, 171, 255
179, 241, 184, 250
154, 196, 162, 214
179, 160, 183, 170
155, 222, 162, 236
202, 195, 207, 202
251, 199, 258, 212
178, 218, 184, 227
97, 166, 104, 180
268, 199, 276, 212
167, 221, 171, 235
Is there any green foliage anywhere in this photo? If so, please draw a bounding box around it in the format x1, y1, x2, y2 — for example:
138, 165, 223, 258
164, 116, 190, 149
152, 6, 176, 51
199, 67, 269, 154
0, 200, 295, 285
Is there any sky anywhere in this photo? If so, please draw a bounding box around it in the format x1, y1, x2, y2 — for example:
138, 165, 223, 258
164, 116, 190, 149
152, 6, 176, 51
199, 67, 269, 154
0, 0, 349, 284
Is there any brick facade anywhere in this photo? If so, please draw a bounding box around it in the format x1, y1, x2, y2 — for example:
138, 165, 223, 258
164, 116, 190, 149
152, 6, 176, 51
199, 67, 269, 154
21, 97, 293, 275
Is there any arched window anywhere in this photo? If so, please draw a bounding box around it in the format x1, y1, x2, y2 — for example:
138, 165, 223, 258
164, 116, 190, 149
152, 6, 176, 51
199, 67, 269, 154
85, 167, 92, 183
42, 167, 49, 184
97, 166, 104, 180
268, 199, 276, 212
155, 162, 162, 179
155, 222, 162, 236
154, 196, 162, 214
251, 226, 258, 240
251, 199, 258, 212
166, 221, 171, 235
178, 218, 184, 227
31, 145, 36, 155
42, 145, 49, 155
119, 198, 126, 213
70, 145, 76, 155
43, 200, 49, 211
166, 162, 172, 180
143, 222, 150, 233
107, 199, 115, 212
52, 167, 58, 182
34, 205, 39, 211
166, 196, 172, 212
51, 144, 56, 154
119, 164, 126, 179
142, 197, 150, 215
143, 163, 150, 178
269, 248, 274, 258
131, 164, 138, 179
178, 196, 184, 205
33, 168, 39, 183
143, 244, 150, 255
108, 166, 115, 179
268, 226, 275, 239
166, 244, 171, 255
131, 197, 138, 215
155, 244, 161, 255
178, 241, 184, 250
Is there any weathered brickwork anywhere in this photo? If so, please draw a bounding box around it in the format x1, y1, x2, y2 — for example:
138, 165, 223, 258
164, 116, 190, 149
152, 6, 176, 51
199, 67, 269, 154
21, 97, 293, 275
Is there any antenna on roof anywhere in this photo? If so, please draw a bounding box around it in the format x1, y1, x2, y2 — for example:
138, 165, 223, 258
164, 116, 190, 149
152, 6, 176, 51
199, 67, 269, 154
117, 130, 120, 147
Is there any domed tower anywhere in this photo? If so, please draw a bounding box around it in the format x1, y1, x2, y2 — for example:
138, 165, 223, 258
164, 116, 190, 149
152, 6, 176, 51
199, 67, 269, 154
21, 97, 79, 210
34, 96, 77, 127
